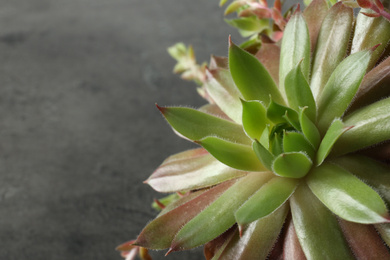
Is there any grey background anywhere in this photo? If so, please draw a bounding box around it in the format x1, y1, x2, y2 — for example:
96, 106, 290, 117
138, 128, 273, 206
0, 0, 297, 259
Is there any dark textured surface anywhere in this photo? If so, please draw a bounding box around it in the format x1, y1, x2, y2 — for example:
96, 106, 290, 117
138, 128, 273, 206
0, 0, 241, 259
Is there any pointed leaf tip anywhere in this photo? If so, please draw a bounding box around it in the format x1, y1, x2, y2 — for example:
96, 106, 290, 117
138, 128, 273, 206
165, 247, 174, 256
371, 43, 381, 52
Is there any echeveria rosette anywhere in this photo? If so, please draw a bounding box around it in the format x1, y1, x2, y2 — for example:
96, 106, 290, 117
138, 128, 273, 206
132, 0, 390, 259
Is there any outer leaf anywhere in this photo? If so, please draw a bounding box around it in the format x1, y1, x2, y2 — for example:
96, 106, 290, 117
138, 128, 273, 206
272, 152, 312, 178
241, 100, 271, 140
235, 177, 297, 226
157, 106, 250, 145
332, 155, 390, 205
255, 43, 280, 85
303, 0, 329, 51
135, 180, 235, 249
198, 136, 266, 172
332, 97, 390, 156
229, 38, 284, 105
253, 140, 274, 171
170, 172, 273, 251
348, 56, 390, 112
376, 223, 390, 246
285, 62, 316, 121
351, 9, 390, 70
339, 219, 390, 259
283, 131, 315, 159
205, 68, 243, 123
307, 163, 390, 224
299, 107, 320, 149
290, 184, 355, 260
283, 219, 306, 260
317, 49, 372, 132
310, 2, 353, 99
146, 148, 247, 193
280, 12, 311, 98
316, 119, 350, 165
217, 204, 288, 260
204, 226, 237, 260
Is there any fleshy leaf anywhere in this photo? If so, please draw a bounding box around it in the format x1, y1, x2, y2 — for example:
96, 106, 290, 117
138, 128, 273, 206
376, 224, 390, 246
351, 9, 390, 70
284, 62, 316, 122
272, 152, 312, 178
205, 68, 243, 123
229, 38, 284, 105
270, 132, 284, 156
339, 219, 390, 259
307, 163, 390, 224
135, 181, 235, 249
157, 105, 250, 145
317, 49, 372, 132
198, 136, 266, 172
303, 0, 329, 51
225, 17, 269, 37
241, 100, 271, 140
170, 172, 273, 251
310, 2, 353, 99
255, 43, 280, 85
332, 154, 390, 205
283, 219, 306, 260
332, 97, 390, 156
253, 140, 275, 171
290, 183, 355, 260
299, 107, 320, 149
267, 99, 299, 126
316, 119, 350, 165
204, 226, 237, 260
283, 131, 315, 159
235, 177, 297, 226
146, 148, 246, 193
279, 11, 311, 98
217, 204, 288, 260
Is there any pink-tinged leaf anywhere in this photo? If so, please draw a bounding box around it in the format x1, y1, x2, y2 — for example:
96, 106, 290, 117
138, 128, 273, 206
135, 180, 236, 249
170, 172, 274, 251
209, 55, 228, 70
332, 154, 390, 205
255, 44, 280, 85
332, 97, 390, 156
198, 137, 266, 172
157, 105, 250, 145
357, 0, 373, 8
146, 148, 246, 193
204, 68, 243, 124
307, 163, 390, 224
348, 56, 390, 112
290, 183, 355, 260
359, 141, 390, 162
282, 219, 306, 260
339, 218, 390, 259
310, 2, 353, 100
351, 8, 390, 70
216, 203, 288, 260
375, 223, 390, 246
203, 225, 237, 260
303, 0, 329, 51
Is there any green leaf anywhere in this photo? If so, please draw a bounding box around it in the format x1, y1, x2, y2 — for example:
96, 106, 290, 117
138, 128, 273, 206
310, 2, 353, 99
157, 105, 250, 145
252, 140, 274, 171
279, 11, 311, 98
307, 163, 390, 224
270, 132, 283, 156
284, 62, 316, 122
235, 177, 297, 226
283, 131, 315, 159
217, 204, 288, 260
241, 100, 271, 140
135, 181, 235, 249
290, 184, 355, 260
204, 68, 243, 124
272, 152, 312, 178
229, 39, 284, 105
198, 136, 266, 172
317, 49, 372, 132
170, 172, 273, 251
376, 224, 390, 246
225, 17, 269, 37
267, 99, 299, 126
299, 107, 320, 149
352, 9, 390, 70
224, 1, 246, 15
316, 119, 350, 165
332, 97, 390, 156
259, 125, 270, 149
146, 148, 246, 193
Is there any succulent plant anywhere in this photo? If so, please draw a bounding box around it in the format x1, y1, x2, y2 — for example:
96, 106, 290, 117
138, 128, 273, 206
119, 0, 390, 259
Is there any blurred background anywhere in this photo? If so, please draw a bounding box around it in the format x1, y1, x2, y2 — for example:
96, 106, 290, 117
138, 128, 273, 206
0, 0, 295, 259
